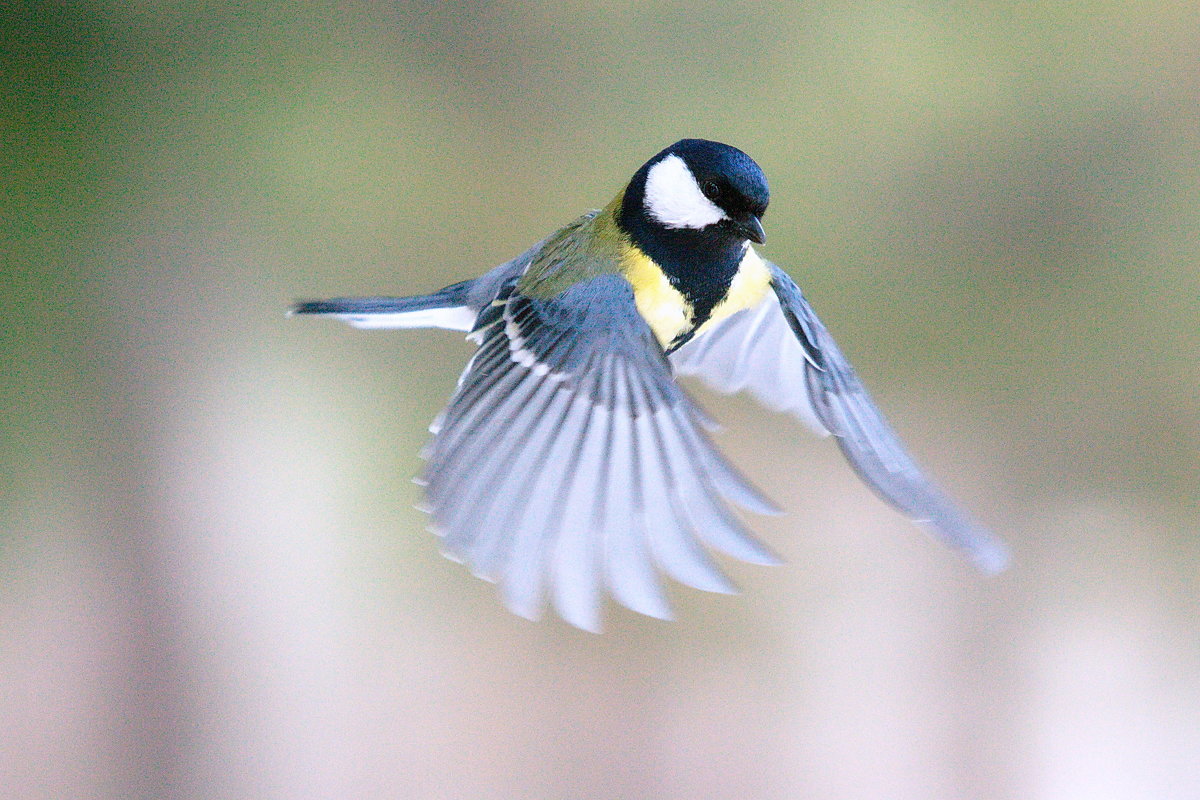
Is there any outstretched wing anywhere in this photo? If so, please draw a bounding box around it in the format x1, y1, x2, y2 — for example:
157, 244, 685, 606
422, 273, 781, 631
671, 283, 827, 434
673, 262, 1009, 573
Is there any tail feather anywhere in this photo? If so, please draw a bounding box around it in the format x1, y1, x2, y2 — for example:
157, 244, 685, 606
290, 280, 477, 331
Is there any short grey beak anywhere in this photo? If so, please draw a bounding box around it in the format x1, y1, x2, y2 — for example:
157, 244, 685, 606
733, 213, 767, 244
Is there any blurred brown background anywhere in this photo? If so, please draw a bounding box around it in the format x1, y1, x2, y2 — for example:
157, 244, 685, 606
3, 2, 1198, 798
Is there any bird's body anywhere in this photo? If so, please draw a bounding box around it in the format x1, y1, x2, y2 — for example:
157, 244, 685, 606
519, 193, 773, 350
294, 139, 1008, 630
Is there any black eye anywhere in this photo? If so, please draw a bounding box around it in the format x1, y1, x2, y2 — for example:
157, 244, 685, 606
701, 180, 721, 201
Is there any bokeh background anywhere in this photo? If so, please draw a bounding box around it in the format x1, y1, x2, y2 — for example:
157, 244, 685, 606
4, 2, 1199, 798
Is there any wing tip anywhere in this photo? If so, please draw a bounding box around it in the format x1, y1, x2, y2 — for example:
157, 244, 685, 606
561, 609, 604, 634
708, 537, 784, 567
968, 537, 1012, 574
505, 599, 545, 623
922, 516, 1011, 574
612, 589, 675, 622
747, 496, 786, 517
745, 547, 785, 567
662, 566, 741, 596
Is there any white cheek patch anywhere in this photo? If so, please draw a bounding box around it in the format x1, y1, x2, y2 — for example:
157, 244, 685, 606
643, 154, 728, 230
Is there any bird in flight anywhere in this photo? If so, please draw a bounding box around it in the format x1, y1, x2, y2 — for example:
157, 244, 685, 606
293, 139, 1008, 631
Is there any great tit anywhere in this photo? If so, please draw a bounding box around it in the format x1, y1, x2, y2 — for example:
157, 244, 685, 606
293, 138, 1008, 631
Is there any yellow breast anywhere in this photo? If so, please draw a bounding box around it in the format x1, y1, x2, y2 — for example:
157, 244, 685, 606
621, 243, 773, 348
620, 244, 693, 348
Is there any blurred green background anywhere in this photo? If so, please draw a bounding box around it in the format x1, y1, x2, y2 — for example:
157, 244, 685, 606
3, 2, 1198, 798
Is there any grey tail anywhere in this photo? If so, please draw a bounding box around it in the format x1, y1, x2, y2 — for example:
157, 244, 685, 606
290, 280, 478, 331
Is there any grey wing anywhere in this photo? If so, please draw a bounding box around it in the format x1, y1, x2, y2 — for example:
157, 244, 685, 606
674, 263, 1009, 573
671, 287, 827, 434
422, 273, 781, 632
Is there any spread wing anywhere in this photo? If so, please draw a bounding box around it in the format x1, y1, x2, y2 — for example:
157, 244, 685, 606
422, 273, 781, 631
672, 262, 1009, 573
671, 280, 827, 433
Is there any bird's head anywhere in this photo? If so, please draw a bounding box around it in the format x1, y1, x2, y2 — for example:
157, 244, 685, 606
620, 138, 769, 247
